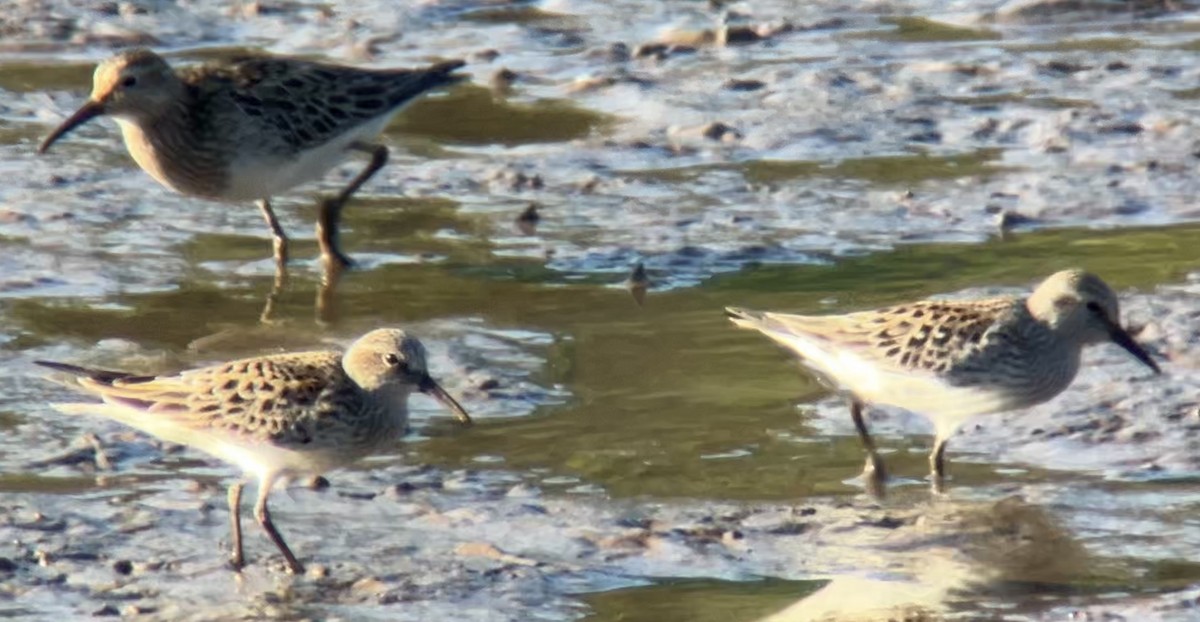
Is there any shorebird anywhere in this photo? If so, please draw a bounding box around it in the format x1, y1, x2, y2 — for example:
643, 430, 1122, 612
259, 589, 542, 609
38, 48, 465, 272
727, 269, 1160, 491
36, 328, 472, 574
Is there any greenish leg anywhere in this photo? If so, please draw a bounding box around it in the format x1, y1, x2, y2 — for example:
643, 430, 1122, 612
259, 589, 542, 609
227, 482, 245, 571
850, 400, 887, 496
316, 142, 389, 270
252, 482, 304, 575
930, 436, 948, 494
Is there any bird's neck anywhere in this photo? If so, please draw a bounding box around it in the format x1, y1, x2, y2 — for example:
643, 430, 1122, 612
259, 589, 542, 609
114, 96, 226, 198
368, 382, 414, 414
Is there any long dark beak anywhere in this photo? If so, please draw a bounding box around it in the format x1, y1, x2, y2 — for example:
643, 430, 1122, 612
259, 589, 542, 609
1106, 318, 1161, 374
419, 374, 473, 426
39, 100, 105, 155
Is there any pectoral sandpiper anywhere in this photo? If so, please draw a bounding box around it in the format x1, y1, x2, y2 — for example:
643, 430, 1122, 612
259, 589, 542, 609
38, 48, 465, 272
727, 269, 1160, 492
36, 328, 472, 574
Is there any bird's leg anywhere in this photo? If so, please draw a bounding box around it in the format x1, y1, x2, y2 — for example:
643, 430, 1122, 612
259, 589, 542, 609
257, 198, 290, 276
315, 257, 345, 326
227, 482, 245, 571
257, 199, 289, 323
850, 400, 887, 496
929, 436, 949, 494
316, 142, 390, 270
252, 481, 304, 575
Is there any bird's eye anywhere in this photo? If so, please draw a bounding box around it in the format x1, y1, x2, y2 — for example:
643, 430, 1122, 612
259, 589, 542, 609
121, 76, 138, 88
382, 353, 409, 371
1085, 301, 1103, 314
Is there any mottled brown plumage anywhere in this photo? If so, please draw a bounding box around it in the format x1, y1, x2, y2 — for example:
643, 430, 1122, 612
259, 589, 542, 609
794, 298, 1015, 375
727, 270, 1160, 492
39, 48, 466, 270
36, 328, 471, 574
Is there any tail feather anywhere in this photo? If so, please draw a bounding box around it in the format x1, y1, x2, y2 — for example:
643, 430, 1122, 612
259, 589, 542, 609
725, 307, 837, 362
428, 59, 467, 78
415, 59, 467, 89
383, 59, 467, 111
34, 360, 152, 386
725, 306, 767, 329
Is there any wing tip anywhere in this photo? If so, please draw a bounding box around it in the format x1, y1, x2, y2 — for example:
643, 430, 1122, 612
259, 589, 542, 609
34, 360, 152, 386
427, 59, 467, 84
34, 359, 85, 374
725, 306, 765, 328
434, 59, 467, 72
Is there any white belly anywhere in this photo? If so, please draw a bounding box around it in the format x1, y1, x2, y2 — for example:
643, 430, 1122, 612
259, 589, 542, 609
223, 115, 394, 201
767, 332, 1032, 439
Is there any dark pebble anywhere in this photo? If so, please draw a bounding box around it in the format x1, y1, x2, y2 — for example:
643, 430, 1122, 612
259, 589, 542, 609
478, 378, 501, 391
723, 26, 763, 44
385, 482, 419, 496
515, 203, 540, 234
768, 522, 811, 535
471, 49, 500, 62
1101, 123, 1143, 135
997, 210, 1039, 230
725, 79, 766, 91
491, 68, 518, 89
92, 604, 120, 617
608, 42, 631, 62
907, 131, 942, 144
1041, 60, 1089, 74
633, 43, 669, 59
702, 122, 739, 141
866, 515, 905, 529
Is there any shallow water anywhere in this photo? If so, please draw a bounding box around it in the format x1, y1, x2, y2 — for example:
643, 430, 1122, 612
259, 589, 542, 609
1, 0, 1200, 620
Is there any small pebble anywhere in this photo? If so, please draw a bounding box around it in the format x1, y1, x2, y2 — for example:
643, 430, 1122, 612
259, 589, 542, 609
351, 577, 388, 596
515, 203, 540, 235
608, 42, 630, 62
471, 49, 500, 62
996, 209, 1040, 232
633, 43, 669, 60
767, 522, 810, 535
702, 122, 741, 141
491, 68, 518, 90
725, 79, 766, 91
478, 378, 501, 391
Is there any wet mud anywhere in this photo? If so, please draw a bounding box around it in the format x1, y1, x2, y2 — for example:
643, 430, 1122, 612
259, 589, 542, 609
0, 0, 1199, 619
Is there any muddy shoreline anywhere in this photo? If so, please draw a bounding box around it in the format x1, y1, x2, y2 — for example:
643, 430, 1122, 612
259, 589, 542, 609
1, 0, 1199, 620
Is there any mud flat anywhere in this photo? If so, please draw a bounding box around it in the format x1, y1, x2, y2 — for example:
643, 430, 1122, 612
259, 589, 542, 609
0, 0, 1198, 619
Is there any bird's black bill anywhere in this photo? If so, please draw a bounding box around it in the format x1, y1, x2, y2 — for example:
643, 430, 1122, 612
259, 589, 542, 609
39, 100, 105, 154
419, 375, 473, 426
1107, 320, 1161, 374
